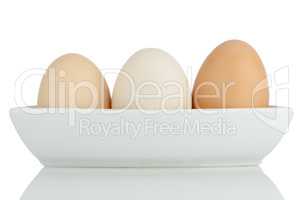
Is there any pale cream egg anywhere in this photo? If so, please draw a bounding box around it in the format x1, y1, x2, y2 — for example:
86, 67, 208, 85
112, 48, 191, 110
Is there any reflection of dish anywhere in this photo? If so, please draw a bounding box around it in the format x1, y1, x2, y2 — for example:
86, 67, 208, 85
10, 107, 293, 167
21, 167, 283, 200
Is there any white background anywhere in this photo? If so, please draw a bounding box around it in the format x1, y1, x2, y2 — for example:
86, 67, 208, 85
0, 0, 300, 199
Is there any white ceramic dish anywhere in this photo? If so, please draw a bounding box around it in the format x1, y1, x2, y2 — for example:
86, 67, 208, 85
10, 106, 293, 167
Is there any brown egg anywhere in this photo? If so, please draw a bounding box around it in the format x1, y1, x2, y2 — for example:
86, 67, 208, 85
193, 40, 269, 108
38, 53, 111, 108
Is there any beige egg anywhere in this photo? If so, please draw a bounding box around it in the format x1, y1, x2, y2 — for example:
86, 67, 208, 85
38, 53, 111, 108
193, 40, 269, 108
112, 48, 191, 110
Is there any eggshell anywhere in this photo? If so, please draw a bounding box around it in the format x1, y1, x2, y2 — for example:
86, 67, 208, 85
193, 40, 269, 108
112, 48, 191, 109
38, 53, 111, 108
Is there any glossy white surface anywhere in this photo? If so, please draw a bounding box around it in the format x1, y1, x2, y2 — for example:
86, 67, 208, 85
10, 107, 293, 167
21, 167, 283, 200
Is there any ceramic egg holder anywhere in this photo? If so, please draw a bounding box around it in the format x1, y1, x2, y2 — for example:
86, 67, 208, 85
10, 106, 292, 167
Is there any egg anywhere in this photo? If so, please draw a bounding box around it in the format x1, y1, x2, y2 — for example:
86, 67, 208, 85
112, 48, 191, 110
38, 53, 111, 108
192, 40, 269, 108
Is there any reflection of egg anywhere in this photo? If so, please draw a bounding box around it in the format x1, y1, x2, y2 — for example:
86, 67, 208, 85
38, 53, 111, 108
112, 48, 191, 109
193, 40, 269, 108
